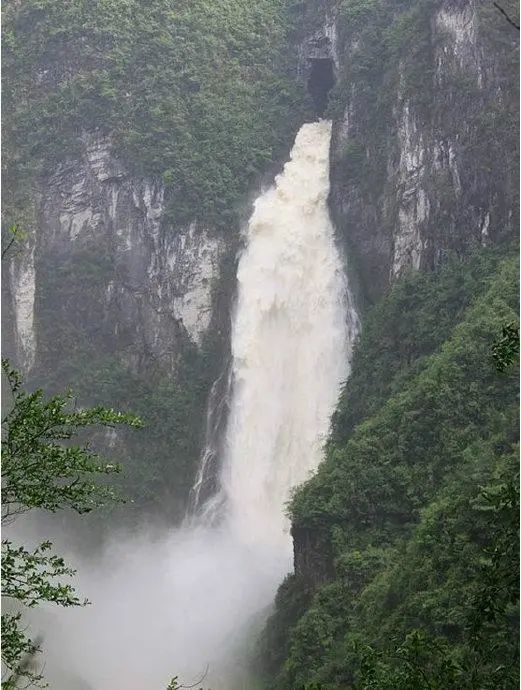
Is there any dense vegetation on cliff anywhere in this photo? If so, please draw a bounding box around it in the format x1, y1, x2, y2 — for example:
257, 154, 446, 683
3, 0, 307, 228
259, 245, 519, 688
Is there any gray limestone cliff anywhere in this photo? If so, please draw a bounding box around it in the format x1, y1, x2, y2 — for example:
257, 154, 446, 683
5, 134, 226, 376
2, 134, 234, 521
300, 0, 518, 303
292, 0, 518, 580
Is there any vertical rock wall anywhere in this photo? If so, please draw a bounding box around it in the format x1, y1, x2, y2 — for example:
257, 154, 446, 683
2, 133, 232, 522
292, 0, 519, 579
4, 134, 227, 378
327, 0, 518, 302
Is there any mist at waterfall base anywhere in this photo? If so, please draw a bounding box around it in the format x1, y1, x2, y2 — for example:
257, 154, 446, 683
28, 121, 359, 689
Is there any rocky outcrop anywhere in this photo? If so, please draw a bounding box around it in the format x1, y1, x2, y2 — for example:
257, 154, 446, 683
6, 236, 37, 372
328, 0, 518, 303
299, 13, 338, 68
4, 133, 227, 377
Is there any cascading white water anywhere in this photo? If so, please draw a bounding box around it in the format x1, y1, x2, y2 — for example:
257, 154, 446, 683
221, 120, 353, 549
30, 121, 359, 690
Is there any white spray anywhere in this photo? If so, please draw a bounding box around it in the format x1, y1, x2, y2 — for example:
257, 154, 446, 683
28, 121, 359, 689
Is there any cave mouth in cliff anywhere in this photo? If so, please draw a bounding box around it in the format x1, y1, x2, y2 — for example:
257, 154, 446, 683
307, 58, 335, 118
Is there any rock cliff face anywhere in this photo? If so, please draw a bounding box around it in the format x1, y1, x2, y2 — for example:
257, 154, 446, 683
290, 0, 518, 581
5, 234, 37, 372
2, 133, 233, 521
4, 134, 226, 377
327, 0, 518, 303
291, 525, 334, 588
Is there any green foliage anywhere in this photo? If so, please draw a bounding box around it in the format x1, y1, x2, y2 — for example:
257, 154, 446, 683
2, 541, 88, 686
492, 322, 520, 372
3, 0, 307, 229
469, 477, 519, 639
339, 0, 382, 31
1, 612, 43, 689
1, 359, 142, 687
331, 249, 509, 443
354, 476, 520, 690
49, 334, 220, 520
261, 248, 519, 689
2, 358, 142, 519
2, 540, 85, 607
353, 630, 466, 689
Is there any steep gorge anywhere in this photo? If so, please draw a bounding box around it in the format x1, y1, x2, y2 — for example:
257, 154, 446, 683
2, 0, 519, 687
3, 0, 518, 520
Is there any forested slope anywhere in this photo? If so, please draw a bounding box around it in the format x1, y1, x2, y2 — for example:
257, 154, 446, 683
3, 0, 308, 228
260, 246, 519, 689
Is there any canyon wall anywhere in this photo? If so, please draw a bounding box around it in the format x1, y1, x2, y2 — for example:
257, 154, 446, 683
3, 0, 518, 522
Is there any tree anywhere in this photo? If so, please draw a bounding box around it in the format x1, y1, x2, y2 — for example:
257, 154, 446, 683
1, 359, 142, 688
492, 321, 519, 372
353, 630, 466, 690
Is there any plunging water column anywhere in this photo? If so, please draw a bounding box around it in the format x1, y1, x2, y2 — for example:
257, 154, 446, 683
176, 120, 359, 686
36, 121, 359, 690
221, 120, 354, 546
180, 119, 359, 685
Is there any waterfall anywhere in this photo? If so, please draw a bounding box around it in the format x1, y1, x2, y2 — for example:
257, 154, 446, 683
32, 121, 359, 690
220, 120, 355, 547
171, 119, 359, 684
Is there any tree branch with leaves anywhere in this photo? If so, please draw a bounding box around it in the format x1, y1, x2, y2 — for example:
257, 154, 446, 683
1, 359, 142, 688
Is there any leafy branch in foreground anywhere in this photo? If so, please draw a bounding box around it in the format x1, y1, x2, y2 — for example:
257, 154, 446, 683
2, 613, 43, 689
1, 358, 142, 688
2, 359, 142, 521
1, 542, 85, 689
2, 541, 86, 608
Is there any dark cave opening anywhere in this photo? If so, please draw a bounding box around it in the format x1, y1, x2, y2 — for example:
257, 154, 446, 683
307, 58, 335, 118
